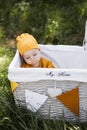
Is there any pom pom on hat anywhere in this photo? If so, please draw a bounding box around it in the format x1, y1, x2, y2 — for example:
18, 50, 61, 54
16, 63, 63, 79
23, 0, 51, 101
16, 33, 40, 55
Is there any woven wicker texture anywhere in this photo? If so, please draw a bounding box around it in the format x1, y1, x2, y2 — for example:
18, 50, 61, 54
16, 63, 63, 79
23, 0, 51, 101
13, 80, 87, 122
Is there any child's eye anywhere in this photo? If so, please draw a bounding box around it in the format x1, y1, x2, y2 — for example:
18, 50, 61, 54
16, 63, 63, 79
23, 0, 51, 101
26, 57, 30, 59
33, 53, 37, 56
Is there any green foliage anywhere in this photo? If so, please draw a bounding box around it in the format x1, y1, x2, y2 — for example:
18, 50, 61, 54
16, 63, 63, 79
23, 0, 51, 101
0, 45, 15, 88
0, 0, 87, 45
55, 5, 85, 45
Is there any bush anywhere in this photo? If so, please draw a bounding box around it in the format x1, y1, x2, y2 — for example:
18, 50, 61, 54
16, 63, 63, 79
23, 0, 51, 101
0, 0, 87, 45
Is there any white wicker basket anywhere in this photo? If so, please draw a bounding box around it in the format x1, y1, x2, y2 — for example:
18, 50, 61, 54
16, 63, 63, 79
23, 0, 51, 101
8, 44, 87, 122
13, 80, 87, 122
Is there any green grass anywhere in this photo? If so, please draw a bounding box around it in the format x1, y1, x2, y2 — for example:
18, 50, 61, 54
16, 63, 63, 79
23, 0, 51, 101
0, 43, 87, 130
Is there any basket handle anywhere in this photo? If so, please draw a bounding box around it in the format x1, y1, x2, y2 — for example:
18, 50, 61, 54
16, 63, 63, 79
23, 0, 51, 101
83, 21, 87, 50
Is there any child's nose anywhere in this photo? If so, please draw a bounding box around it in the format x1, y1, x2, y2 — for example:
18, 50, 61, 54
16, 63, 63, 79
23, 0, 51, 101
31, 56, 34, 60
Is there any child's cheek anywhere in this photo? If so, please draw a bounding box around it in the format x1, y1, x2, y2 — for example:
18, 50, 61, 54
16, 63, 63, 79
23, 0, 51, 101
26, 59, 32, 64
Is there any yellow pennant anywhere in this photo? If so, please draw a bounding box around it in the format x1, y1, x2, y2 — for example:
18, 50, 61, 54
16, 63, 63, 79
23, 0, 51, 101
10, 81, 19, 92
56, 87, 79, 116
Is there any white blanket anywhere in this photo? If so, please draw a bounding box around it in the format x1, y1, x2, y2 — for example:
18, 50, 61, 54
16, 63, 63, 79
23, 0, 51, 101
8, 45, 87, 82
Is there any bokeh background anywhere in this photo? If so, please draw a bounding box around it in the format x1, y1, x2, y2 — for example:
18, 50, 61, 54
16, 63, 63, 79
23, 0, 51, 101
0, 0, 87, 45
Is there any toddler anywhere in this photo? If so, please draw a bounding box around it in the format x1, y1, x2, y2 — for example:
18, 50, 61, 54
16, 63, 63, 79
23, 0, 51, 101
16, 33, 55, 68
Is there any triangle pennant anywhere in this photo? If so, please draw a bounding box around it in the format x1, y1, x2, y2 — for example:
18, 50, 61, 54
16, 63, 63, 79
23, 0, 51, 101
25, 89, 48, 112
10, 81, 19, 92
56, 87, 79, 116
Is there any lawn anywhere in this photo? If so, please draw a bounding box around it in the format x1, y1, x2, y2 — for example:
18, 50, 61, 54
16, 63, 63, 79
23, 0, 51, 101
0, 43, 87, 130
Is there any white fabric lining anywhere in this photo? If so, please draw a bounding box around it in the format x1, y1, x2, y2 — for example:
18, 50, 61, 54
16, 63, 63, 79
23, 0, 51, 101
8, 45, 87, 82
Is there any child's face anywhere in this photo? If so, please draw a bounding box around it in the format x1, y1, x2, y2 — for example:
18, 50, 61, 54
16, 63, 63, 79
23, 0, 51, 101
23, 49, 40, 67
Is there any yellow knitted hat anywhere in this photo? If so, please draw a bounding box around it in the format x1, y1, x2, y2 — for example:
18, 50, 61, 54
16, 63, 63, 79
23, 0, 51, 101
16, 33, 40, 55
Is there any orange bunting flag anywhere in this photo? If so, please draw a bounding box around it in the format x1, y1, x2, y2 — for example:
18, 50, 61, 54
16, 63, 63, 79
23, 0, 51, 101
56, 87, 79, 116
